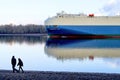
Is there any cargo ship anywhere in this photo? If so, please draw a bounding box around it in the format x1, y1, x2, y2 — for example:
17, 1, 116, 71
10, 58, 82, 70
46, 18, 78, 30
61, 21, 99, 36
45, 11, 120, 39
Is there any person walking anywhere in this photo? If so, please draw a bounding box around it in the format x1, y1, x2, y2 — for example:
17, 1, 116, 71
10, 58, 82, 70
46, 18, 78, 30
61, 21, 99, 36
17, 58, 24, 73
11, 56, 19, 73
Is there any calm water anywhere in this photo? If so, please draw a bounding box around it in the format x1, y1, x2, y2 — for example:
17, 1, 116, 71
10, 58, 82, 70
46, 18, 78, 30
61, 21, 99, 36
0, 36, 120, 73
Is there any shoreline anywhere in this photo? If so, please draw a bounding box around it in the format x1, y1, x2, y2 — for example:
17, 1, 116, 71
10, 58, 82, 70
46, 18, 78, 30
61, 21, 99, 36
0, 70, 120, 80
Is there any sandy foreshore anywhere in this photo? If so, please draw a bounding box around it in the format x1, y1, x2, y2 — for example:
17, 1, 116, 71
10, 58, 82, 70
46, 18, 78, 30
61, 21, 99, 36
0, 70, 120, 80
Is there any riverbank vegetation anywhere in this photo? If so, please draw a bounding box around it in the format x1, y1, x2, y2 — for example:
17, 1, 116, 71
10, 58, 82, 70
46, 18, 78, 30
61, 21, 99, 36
0, 24, 46, 34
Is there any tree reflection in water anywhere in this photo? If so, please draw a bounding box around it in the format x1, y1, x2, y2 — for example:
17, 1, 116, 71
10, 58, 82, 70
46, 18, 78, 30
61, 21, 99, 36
0, 35, 47, 44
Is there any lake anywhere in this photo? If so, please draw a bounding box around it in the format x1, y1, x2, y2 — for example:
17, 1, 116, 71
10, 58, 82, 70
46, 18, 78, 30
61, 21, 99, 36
0, 35, 120, 73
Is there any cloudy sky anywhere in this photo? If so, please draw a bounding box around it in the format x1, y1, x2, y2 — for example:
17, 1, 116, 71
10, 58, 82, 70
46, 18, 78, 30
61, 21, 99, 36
0, 0, 119, 25
102, 0, 120, 15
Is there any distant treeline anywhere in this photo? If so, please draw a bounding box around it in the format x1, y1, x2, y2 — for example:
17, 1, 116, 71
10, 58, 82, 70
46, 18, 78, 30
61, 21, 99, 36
0, 24, 46, 34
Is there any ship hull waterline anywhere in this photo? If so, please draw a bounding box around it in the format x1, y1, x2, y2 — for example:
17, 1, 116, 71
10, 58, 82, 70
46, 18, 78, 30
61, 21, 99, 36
46, 25, 120, 39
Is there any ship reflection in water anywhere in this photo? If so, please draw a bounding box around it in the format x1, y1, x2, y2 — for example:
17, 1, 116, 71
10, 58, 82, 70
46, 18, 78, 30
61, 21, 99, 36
45, 38, 120, 73
45, 38, 120, 60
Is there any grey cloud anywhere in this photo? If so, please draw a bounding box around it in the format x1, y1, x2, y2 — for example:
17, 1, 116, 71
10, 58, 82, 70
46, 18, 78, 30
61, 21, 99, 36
102, 0, 120, 15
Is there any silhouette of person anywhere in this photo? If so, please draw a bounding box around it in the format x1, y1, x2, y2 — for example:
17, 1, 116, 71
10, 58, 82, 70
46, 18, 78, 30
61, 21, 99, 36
17, 58, 24, 73
11, 56, 19, 73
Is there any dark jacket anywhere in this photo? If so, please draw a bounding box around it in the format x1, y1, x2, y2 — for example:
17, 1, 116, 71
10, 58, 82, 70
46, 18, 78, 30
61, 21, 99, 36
11, 56, 16, 66
17, 58, 23, 66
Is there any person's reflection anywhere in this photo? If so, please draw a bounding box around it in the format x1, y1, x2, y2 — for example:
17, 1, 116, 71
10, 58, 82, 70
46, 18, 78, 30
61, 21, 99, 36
11, 56, 19, 73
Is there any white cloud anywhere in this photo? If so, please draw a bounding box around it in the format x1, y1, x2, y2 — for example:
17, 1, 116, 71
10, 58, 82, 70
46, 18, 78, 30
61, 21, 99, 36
101, 0, 120, 16
108, 0, 116, 4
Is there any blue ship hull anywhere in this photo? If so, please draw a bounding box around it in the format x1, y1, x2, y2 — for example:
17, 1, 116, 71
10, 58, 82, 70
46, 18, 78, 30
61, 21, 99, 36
46, 25, 120, 38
